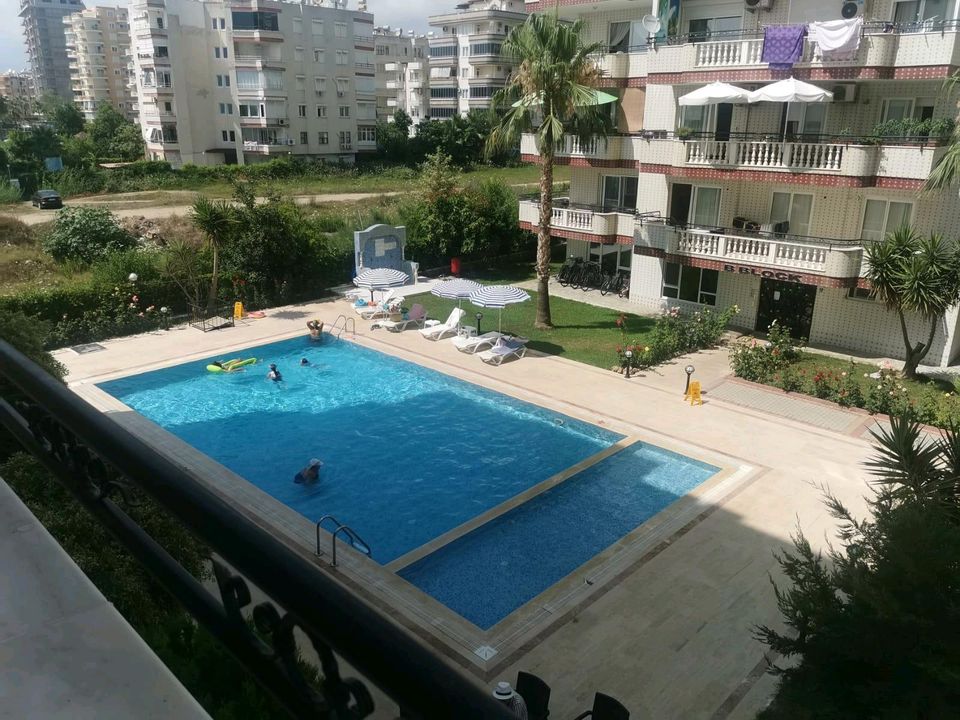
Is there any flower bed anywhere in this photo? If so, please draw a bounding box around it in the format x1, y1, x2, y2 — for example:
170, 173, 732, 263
615, 304, 739, 373
730, 324, 960, 429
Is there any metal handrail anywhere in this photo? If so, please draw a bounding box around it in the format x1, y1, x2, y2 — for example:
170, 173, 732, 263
316, 515, 371, 567
329, 314, 355, 339
0, 339, 513, 720
660, 19, 960, 46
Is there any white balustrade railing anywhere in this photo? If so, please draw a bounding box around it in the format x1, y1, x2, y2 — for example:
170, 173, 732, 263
677, 229, 832, 272
693, 38, 763, 67
684, 140, 846, 172
551, 207, 594, 231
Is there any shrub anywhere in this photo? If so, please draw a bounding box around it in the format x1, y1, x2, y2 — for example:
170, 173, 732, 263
730, 322, 802, 383
90, 249, 164, 286
0, 216, 35, 246
865, 368, 914, 418
618, 305, 738, 371
0, 182, 22, 205
42, 206, 136, 264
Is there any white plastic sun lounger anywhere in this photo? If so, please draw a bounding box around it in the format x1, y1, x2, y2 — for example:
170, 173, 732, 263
371, 304, 427, 332
356, 291, 401, 320
419, 307, 465, 340
477, 338, 527, 366
451, 331, 503, 354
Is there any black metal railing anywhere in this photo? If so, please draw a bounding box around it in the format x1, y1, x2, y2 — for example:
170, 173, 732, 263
0, 339, 513, 720
640, 217, 865, 249
660, 19, 960, 46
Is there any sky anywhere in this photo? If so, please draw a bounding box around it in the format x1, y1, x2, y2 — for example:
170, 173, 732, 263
0, 0, 435, 72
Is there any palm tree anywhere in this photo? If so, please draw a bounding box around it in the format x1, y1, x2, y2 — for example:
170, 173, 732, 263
487, 12, 613, 329
189, 195, 236, 312
923, 70, 960, 192
865, 226, 960, 379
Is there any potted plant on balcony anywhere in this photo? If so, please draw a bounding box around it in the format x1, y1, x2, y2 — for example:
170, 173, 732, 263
675, 126, 694, 140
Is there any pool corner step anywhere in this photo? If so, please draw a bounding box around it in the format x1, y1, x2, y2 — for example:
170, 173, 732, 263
384, 436, 642, 573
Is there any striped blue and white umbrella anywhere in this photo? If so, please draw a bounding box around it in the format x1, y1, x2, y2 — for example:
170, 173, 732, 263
431, 279, 481, 330
353, 267, 409, 300
469, 285, 531, 333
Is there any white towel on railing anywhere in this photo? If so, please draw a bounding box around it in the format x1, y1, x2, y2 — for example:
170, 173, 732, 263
809, 17, 863, 60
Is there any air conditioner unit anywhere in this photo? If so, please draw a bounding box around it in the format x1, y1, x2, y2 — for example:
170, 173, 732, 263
840, 0, 866, 19
337, 91, 344, 97
286, 139, 295, 145
745, 0, 773, 11
832, 83, 858, 102
278, 118, 287, 125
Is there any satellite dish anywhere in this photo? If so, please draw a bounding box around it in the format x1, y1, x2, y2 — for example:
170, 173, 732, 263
641, 15, 662, 35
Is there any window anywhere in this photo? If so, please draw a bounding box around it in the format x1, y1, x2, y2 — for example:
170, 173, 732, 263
317, 105, 327, 117
215, 74, 230, 87
229, 130, 235, 141
429, 45, 456, 58
662, 263, 718, 305
222, 130, 228, 141
680, 104, 712, 135
430, 87, 457, 99
470, 42, 501, 56
300, 131, 308, 144
220, 18, 225, 29
893, 0, 948, 25
430, 107, 457, 119
293, 17, 303, 34
318, 131, 329, 144
688, 16, 741, 43
785, 103, 826, 137
339, 130, 352, 147
222, 47, 228, 58
311, 19, 323, 35
231, 11, 278, 32
336, 77, 349, 94
315, 77, 327, 93
239, 103, 263, 117
601, 176, 638, 212
339, 105, 350, 118
236, 70, 259, 89
848, 286, 874, 300
334, 22, 347, 38
376, 45, 388, 56
314, 49, 325, 62
163, 101, 172, 111
358, 126, 376, 143
689, 186, 721, 227
214, 47, 220, 58
212, 18, 217, 30
294, 46, 304, 61
298, 104, 306, 117
861, 199, 914, 242
770, 192, 813, 237
336, 50, 349, 65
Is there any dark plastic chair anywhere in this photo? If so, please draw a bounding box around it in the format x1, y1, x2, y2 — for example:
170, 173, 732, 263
572, 692, 630, 720
516, 671, 551, 720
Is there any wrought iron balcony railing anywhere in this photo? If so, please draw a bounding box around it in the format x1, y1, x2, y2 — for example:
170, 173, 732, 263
0, 339, 512, 720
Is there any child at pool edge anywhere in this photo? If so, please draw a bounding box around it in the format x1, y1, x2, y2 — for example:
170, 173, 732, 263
307, 319, 323, 341
267, 363, 282, 381
294, 458, 322, 484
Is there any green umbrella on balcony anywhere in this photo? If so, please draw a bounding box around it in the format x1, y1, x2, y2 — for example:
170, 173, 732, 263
511, 89, 618, 109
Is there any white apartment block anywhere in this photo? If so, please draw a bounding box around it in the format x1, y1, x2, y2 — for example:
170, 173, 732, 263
130, 0, 376, 167
0, 70, 35, 101
426, 0, 527, 119
19, 0, 85, 101
65, 6, 138, 122
374, 26, 429, 131
519, 0, 960, 367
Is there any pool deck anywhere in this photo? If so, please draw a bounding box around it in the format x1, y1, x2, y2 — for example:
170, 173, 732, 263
56, 295, 879, 720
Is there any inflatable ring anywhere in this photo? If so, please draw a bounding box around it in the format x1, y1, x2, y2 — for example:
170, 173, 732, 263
247, 311, 266, 319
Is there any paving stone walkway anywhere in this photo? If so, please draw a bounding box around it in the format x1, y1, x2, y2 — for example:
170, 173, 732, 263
709, 381, 865, 434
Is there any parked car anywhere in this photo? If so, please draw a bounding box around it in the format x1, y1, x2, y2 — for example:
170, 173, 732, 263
31, 189, 63, 209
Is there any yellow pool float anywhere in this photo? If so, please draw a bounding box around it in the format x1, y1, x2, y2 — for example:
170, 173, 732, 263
207, 358, 257, 373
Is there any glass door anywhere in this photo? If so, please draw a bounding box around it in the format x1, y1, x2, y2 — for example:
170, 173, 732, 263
770, 192, 813, 237
690, 187, 721, 228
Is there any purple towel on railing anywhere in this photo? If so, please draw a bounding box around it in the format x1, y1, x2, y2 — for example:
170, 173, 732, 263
762, 25, 806, 70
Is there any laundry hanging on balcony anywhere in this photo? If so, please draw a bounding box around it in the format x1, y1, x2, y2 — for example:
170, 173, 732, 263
761, 25, 807, 70
809, 17, 863, 61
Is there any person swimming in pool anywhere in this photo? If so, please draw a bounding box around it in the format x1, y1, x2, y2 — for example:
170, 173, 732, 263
300, 357, 310, 366
307, 319, 324, 341
267, 363, 283, 382
294, 458, 322, 484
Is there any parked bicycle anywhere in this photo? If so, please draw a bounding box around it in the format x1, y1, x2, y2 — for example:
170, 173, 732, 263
571, 261, 603, 291
600, 272, 625, 296
556, 257, 583, 287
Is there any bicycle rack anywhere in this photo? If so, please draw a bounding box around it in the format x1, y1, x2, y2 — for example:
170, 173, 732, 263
316, 514, 371, 566
329, 314, 356, 339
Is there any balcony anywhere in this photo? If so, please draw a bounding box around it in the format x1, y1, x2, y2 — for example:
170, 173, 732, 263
682, 138, 878, 176
355, 61, 375, 72
519, 198, 636, 243
234, 54, 284, 68
639, 222, 864, 279
650, 23, 960, 79
353, 34, 374, 47
596, 50, 648, 80
239, 115, 289, 127
231, 28, 283, 42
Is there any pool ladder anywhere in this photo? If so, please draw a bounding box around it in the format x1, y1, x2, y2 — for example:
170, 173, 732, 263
316, 514, 371, 567
329, 314, 355, 339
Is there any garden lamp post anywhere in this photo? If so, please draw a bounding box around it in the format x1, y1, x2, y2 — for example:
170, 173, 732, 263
475, 312, 483, 335
624, 349, 633, 379
684, 364, 696, 394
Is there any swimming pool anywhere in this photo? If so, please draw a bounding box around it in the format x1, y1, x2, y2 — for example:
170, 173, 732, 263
99, 336, 718, 629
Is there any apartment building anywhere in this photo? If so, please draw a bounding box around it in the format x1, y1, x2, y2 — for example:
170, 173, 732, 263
519, 0, 960, 367
130, 0, 375, 167
426, 0, 527, 119
65, 6, 137, 121
0, 70, 35, 101
19, 0, 85, 101
374, 26, 429, 131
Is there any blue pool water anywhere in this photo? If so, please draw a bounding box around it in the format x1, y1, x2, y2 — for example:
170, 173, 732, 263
99, 337, 622, 564
399, 443, 718, 629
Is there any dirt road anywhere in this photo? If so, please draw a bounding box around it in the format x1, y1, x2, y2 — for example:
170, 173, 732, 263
5, 190, 404, 226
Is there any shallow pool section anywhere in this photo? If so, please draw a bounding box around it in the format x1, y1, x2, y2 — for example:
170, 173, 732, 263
398, 443, 719, 629
99, 337, 622, 564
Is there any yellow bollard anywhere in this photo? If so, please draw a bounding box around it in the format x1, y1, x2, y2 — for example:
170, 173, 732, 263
687, 380, 703, 406
233, 301, 244, 319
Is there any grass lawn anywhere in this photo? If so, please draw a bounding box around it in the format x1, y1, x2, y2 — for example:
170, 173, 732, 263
406, 278, 653, 370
